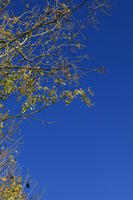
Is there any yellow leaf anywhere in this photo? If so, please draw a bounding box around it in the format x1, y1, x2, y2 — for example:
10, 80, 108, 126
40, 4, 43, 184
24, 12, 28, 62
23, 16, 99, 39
26, 3, 29, 8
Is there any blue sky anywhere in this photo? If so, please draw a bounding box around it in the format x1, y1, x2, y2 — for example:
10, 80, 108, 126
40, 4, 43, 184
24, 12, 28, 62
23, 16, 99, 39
18, 0, 133, 199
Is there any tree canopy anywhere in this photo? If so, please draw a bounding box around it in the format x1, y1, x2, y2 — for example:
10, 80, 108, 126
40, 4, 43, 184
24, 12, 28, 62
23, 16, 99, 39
0, 0, 112, 199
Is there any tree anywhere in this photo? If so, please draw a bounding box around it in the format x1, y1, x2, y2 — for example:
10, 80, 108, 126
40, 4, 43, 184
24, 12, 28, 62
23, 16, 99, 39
0, 0, 112, 199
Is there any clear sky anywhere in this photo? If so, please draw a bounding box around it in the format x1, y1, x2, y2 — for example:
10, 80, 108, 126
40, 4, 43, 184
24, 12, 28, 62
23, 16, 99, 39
18, 0, 133, 199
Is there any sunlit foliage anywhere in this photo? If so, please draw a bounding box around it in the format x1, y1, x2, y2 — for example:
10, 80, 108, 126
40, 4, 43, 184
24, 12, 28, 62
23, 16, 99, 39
0, 0, 112, 198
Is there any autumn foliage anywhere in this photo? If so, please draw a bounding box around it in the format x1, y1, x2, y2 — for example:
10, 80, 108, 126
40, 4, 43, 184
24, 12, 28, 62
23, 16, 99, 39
0, 0, 111, 199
